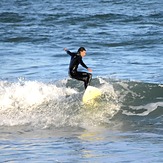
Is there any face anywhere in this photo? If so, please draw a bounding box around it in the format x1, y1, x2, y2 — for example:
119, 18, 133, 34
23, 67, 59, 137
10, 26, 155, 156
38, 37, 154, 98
80, 50, 86, 57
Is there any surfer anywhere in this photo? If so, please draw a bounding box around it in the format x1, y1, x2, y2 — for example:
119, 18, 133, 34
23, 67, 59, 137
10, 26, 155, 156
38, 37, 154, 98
64, 47, 92, 89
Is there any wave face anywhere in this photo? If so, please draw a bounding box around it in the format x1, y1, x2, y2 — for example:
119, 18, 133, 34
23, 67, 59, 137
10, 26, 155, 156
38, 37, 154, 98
0, 78, 162, 131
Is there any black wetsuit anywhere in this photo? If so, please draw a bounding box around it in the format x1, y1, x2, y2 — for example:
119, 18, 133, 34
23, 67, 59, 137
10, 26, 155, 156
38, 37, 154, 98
66, 50, 92, 89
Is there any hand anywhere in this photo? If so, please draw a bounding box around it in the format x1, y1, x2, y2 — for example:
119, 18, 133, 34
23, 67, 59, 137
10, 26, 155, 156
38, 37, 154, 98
64, 48, 68, 51
87, 68, 92, 73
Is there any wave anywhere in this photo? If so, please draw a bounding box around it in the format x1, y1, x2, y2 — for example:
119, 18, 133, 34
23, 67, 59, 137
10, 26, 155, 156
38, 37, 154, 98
0, 78, 162, 129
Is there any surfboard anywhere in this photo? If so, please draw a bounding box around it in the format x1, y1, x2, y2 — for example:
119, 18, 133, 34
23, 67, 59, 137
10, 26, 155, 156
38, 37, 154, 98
82, 86, 102, 104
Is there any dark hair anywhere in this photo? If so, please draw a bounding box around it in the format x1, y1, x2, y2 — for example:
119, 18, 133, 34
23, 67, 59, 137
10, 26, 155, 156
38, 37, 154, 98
78, 47, 86, 53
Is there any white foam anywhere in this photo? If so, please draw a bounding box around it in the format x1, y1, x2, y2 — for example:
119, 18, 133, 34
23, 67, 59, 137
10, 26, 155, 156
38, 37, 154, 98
124, 102, 163, 116
0, 80, 78, 127
0, 81, 77, 111
0, 79, 120, 129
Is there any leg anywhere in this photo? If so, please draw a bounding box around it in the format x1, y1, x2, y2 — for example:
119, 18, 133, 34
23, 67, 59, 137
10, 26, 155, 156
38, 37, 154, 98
77, 72, 92, 89
85, 73, 92, 89
70, 71, 92, 89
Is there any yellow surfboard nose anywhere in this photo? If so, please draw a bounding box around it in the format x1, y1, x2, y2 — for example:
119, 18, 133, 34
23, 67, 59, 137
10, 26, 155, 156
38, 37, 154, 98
82, 86, 102, 104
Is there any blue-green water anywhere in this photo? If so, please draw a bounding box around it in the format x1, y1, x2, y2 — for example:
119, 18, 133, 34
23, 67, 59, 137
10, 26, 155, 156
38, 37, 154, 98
0, 0, 163, 162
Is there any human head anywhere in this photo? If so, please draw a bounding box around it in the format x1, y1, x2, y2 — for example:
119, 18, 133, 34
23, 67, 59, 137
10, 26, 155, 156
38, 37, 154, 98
78, 47, 86, 57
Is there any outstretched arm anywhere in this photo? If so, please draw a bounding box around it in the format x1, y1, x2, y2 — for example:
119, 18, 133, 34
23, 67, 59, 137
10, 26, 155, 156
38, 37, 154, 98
64, 48, 76, 57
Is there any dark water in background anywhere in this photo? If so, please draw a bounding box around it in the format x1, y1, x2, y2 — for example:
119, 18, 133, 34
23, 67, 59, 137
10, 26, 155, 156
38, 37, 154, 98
0, 0, 163, 82
0, 0, 163, 162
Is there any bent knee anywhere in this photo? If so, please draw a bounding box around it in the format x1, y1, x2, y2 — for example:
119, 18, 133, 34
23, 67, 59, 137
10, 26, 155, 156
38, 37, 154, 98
88, 73, 92, 79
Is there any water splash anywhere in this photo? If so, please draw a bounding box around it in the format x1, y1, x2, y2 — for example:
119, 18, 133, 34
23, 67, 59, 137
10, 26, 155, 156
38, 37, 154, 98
0, 78, 120, 129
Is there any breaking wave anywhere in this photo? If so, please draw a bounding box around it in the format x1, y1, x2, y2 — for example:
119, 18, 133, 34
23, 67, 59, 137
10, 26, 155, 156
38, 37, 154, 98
0, 77, 162, 130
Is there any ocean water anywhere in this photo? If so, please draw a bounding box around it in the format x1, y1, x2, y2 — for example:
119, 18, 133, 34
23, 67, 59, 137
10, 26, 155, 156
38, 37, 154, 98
0, 0, 163, 162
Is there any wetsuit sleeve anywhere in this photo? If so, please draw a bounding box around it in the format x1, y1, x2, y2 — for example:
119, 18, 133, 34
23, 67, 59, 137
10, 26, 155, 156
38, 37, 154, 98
66, 50, 76, 57
79, 57, 88, 69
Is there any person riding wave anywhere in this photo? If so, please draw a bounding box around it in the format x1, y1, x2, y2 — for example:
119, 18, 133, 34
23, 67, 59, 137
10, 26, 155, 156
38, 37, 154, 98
64, 47, 92, 89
